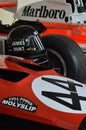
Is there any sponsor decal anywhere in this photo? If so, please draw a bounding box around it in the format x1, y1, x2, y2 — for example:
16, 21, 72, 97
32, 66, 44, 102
1, 96, 37, 112
32, 75, 86, 113
22, 6, 69, 22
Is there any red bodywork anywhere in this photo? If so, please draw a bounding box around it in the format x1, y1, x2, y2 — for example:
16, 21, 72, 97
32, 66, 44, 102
41, 22, 86, 48
0, 2, 16, 7
0, 55, 86, 130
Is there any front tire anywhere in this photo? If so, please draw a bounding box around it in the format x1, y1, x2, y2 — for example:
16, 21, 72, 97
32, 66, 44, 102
41, 34, 86, 83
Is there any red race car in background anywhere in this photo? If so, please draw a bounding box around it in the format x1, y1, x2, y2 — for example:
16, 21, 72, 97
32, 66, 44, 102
0, 0, 86, 83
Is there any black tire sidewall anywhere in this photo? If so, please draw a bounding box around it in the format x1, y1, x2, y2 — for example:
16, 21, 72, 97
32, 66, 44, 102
41, 34, 86, 82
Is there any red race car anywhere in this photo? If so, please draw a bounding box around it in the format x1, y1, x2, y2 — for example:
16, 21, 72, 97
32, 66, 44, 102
0, 25, 86, 130
0, 0, 86, 83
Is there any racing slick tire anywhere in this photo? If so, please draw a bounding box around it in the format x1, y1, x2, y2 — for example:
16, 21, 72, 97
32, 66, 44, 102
41, 34, 86, 83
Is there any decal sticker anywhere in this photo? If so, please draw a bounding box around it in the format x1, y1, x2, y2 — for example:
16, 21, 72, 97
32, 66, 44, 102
22, 6, 68, 22
1, 96, 37, 112
32, 75, 86, 113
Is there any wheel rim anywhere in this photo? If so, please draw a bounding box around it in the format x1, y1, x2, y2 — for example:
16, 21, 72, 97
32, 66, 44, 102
47, 49, 67, 76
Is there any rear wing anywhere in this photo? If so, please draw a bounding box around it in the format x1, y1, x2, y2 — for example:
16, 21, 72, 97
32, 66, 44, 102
14, 0, 72, 23
0, 0, 17, 12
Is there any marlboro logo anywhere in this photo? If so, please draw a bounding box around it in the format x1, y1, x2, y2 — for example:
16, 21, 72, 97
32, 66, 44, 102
22, 5, 68, 21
